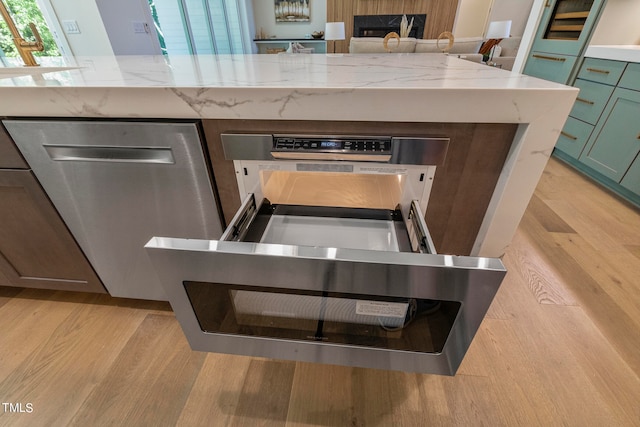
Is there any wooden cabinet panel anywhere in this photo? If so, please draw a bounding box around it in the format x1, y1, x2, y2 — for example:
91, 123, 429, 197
0, 123, 28, 169
579, 88, 640, 182
0, 170, 105, 293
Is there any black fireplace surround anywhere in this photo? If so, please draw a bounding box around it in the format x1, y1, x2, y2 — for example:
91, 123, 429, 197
354, 14, 426, 39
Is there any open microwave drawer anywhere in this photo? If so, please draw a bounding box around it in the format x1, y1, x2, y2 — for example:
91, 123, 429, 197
145, 192, 506, 376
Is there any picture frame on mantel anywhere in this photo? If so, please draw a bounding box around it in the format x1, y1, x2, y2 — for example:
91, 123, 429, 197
275, 0, 310, 22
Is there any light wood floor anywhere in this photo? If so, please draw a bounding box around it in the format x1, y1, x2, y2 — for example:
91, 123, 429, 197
1, 157, 640, 426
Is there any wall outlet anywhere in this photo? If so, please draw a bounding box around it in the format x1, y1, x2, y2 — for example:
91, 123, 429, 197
62, 20, 80, 34
132, 21, 149, 34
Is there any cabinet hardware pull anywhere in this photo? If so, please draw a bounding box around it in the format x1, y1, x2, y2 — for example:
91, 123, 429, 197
586, 67, 610, 74
561, 131, 577, 141
532, 54, 566, 62
576, 97, 595, 105
637, 133, 640, 140
545, 0, 551, 6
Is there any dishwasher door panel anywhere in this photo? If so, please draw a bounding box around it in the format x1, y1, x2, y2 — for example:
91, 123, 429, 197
4, 120, 222, 300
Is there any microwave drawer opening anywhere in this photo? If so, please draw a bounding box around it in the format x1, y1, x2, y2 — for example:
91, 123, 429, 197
222, 194, 433, 255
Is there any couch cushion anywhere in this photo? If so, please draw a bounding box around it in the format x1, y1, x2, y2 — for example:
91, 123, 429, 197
497, 37, 521, 57
448, 37, 484, 54
415, 36, 483, 54
414, 39, 441, 53
349, 37, 417, 53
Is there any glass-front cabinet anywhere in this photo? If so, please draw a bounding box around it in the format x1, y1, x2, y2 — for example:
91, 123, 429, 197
534, 0, 604, 56
524, 0, 606, 84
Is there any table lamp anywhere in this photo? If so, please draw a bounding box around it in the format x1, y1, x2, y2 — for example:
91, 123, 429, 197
325, 22, 345, 54
485, 20, 512, 62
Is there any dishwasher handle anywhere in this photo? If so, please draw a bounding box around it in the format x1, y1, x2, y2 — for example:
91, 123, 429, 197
44, 145, 175, 164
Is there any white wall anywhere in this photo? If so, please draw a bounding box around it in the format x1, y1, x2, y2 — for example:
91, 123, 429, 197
46, 0, 114, 56
252, 0, 326, 39
590, 0, 640, 45
453, 0, 492, 38
487, 0, 535, 37
95, 0, 162, 55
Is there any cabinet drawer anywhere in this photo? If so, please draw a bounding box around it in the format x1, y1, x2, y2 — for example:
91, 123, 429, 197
570, 79, 615, 125
619, 63, 640, 92
577, 58, 627, 86
555, 116, 593, 159
524, 51, 577, 84
0, 124, 28, 169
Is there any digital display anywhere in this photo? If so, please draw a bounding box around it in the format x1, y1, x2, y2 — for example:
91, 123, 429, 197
321, 141, 341, 148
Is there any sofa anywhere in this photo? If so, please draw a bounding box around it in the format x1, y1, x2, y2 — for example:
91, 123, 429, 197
349, 36, 521, 71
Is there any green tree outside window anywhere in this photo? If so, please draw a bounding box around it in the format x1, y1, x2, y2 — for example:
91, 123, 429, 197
0, 0, 59, 57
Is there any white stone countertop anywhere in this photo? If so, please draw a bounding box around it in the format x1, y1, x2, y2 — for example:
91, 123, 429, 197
0, 53, 578, 258
585, 45, 640, 63
0, 54, 575, 123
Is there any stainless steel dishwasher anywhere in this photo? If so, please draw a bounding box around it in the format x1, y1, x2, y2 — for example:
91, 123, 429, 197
4, 120, 223, 300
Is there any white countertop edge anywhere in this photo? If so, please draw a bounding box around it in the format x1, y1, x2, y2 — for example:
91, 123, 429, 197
0, 85, 578, 124
585, 45, 640, 63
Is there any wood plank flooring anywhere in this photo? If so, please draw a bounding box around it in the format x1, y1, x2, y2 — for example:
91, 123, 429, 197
1, 157, 640, 426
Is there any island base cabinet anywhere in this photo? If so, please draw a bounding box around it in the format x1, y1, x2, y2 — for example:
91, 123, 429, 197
0, 170, 105, 293
579, 88, 640, 182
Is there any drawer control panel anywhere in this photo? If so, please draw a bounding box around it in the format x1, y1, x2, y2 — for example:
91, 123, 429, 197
273, 136, 391, 153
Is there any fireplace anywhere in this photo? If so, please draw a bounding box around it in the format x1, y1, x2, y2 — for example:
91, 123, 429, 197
354, 14, 426, 39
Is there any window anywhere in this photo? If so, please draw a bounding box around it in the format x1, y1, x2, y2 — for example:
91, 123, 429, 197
0, 0, 59, 58
151, 0, 254, 55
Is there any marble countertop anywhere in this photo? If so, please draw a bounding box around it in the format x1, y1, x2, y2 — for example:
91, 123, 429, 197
585, 45, 640, 63
0, 54, 576, 122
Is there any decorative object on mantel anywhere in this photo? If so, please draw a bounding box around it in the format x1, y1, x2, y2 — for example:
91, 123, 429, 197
436, 32, 455, 53
275, 0, 310, 22
325, 22, 345, 54
311, 31, 324, 39
400, 15, 414, 38
482, 20, 512, 63
383, 32, 401, 53
256, 27, 268, 40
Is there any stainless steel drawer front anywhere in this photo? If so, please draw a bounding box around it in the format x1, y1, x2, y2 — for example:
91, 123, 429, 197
145, 236, 505, 375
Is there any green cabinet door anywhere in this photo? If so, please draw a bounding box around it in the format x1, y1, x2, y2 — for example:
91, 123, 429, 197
579, 88, 640, 182
530, 0, 606, 57
621, 154, 640, 195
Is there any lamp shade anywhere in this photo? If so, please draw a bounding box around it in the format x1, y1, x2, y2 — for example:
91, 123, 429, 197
485, 20, 512, 39
325, 22, 345, 41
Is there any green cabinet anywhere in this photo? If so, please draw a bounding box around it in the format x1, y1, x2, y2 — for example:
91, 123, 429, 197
554, 57, 640, 206
570, 78, 615, 124
621, 155, 640, 194
531, 0, 606, 57
523, 52, 577, 84
579, 87, 640, 181
523, 0, 606, 84
556, 116, 594, 158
